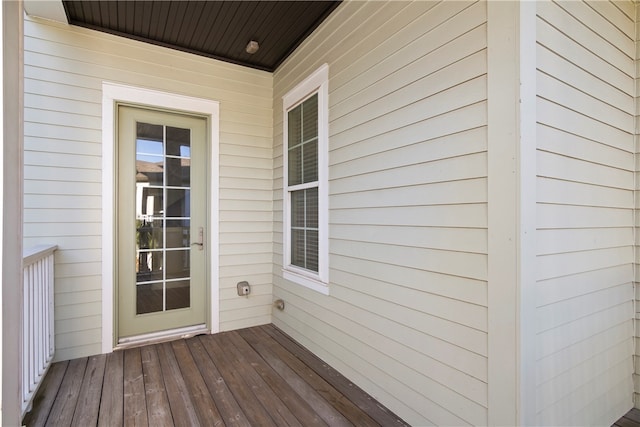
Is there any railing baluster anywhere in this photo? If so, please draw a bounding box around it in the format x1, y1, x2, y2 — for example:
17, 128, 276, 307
21, 245, 57, 416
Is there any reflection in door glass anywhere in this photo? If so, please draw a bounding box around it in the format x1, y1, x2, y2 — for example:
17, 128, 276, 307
135, 122, 192, 315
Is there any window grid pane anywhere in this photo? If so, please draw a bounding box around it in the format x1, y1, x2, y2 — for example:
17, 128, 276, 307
290, 188, 319, 272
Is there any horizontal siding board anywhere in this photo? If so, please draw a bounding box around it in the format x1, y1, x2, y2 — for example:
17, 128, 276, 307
24, 180, 101, 196
331, 76, 487, 148
552, 0, 634, 60
330, 126, 486, 179
536, 265, 634, 307
536, 339, 632, 412
537, 204, 633, 229
329, 1, 481, 104
537, 124, 633, 171
331, 38, 487, 134
537, 71, 633, 132
330, 152, 486, 195
536, 17, 631, 94
536, 302, 632, 360
537, 44, 633, 114
536, 246, 633, 281
310, 287, 488, 406
329, 255, 486, 307
24, 165, 102, 182
331, 204, 487, 228
330, 269, 487, 357
537, 98, 633, 153
330, 104, 487, 167
537, 227, 633, 255
329, 178, 487, 211
329, 240, 487, 281
53, 248, 100, 265
536, 283, 633, 332
25, 137, 101, 157
586, 1, 634, 39
330, 224, 486, 254
537, 357, 631, 425
537, 150, 634, 189
536, 320, 632, 385
611, 0, 635, 20
537, 177, 633, 208
24, 208, 102, 224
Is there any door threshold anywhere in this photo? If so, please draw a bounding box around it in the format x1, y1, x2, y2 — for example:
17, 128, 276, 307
115, 324, 209, 350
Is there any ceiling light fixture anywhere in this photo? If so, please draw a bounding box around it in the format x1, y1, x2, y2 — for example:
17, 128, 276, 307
245, 40, 259, 54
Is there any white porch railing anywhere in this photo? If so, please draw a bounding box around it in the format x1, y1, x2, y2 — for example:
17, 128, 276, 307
22, 244, 57, 416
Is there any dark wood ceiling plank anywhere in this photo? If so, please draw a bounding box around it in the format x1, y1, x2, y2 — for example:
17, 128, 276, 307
190, 1, 223, 51
164, 1, 187, 45
200, 1, 237, 56
179, 1, 207, 48
141, 1, 154, 39
148, 1, 171, 42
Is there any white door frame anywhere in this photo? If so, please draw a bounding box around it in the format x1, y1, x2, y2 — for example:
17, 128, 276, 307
101, 82, 220, 353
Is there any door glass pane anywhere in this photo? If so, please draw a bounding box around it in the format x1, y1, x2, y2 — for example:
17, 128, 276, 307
135, 121, 192, 315
166, 189, 190, 217
166, 249, 190, 279
166, 219, 190, 248
166, 157, 190, 187
167, 126, 191, 156
137, 219, 163, 249
166, 280, 190, 310
136, 251, 163, 282
137, 283, 163, 314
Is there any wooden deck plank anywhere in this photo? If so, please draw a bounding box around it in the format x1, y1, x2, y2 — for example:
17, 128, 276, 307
155, 342, 201, 427
23, 325, 410, 427
624, 409, 640, 423
198, 335, 279, 427
214, 332, 303, 426
240, 326, 376, 427
98, 351, 124, 427
170, 339, 224, 426
262, 324, 410, 427
140, 345, 173, 427
186, 336, 252, 427
614, 418, 640, 427
45, 357, 87, 426
71, 355, 106, 427
224, 331, 328, 426
123, 348, 149, 426
22, 360, 68, 427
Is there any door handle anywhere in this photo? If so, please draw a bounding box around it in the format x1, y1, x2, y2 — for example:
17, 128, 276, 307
191, 227, 204, 250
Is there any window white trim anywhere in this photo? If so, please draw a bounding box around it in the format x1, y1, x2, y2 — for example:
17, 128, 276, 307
102, 82, 220, 353
282, 64, 329, 294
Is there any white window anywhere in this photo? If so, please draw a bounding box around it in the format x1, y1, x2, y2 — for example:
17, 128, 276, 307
282, 64, 329, 294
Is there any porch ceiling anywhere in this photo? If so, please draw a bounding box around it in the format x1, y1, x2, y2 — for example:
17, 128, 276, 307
61, 1, 341, 72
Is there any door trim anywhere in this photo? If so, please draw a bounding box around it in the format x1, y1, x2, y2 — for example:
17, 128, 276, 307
101, 82, 220, 353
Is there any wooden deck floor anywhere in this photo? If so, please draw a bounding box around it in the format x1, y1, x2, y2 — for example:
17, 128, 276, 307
22, 324, 408, 427
614, 408, 640, 427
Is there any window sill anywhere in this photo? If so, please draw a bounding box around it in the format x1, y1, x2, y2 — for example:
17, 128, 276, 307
282, 268, 329, 295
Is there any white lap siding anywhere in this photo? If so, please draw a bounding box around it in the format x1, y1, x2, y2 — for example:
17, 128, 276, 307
535, 1, 635, 425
